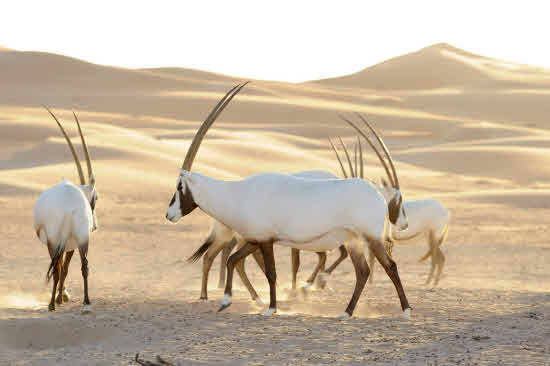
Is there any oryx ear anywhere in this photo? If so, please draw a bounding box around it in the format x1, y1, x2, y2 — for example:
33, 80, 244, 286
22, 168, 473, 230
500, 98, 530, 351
179, 169, 195, 184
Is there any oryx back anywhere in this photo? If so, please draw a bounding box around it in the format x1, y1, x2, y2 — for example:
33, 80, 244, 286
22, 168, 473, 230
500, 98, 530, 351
191, 173, 388, 244
391, 199, 450, 245
34, 180, 93, 251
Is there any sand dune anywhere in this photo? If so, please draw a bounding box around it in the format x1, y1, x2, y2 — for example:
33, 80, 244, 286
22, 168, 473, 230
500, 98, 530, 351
315, 43, 550, 90
1, 43, 549, 365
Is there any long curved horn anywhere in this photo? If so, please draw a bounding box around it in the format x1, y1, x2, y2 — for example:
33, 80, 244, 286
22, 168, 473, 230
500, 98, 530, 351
182, 82, 249, 171
358, 136, 364, 179
72, 111, 93, 182
356, 113, 399, 189
44, 106, 86, 185
338, 137, 356, 178
328, 137, 348, 178
339, 114, 395, 187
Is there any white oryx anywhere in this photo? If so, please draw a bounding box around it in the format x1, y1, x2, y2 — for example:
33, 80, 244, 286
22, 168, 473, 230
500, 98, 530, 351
293, 136, 451, 287
370, 181, 450, 286
33, 108, 98, 312
186, 169, 339, 304
165, 82, 412, 319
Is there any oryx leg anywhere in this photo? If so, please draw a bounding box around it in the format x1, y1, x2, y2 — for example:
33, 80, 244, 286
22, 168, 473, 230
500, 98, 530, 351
306, 252, 327, 288
325, 245, 348, 275
433, 246, 446, 286
47, 242, 63, 312
368, 237, 411, 317
56, 250, 74, 304
251, 249, 266, 275
258, 241, 277, 316
218, 242, 259, 312
425, 245, 437, 285
218, 237, 237, 288
367, 247, 376, 284
78, 243, 92, 312
291, 248, 300, 291
232, 238, 263, 305
200, 237, 235, 301
340, 240, 370, 319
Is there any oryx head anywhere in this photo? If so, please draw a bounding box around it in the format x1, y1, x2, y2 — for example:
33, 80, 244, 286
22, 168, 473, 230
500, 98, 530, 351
335, 114, 408, 231
165, 82, 248, 223
45, 107, 99, 231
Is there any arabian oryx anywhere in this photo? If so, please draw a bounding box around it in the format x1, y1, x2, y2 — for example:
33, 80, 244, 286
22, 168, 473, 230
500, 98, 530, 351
292, 128, 451, 287
188, 135, 395, 300
33, 108, 98, 312
186, 169, 339, 304
165, 82, 412, 319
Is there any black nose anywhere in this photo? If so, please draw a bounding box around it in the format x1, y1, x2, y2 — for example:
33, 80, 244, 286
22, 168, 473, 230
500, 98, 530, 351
165, 214, 169, 219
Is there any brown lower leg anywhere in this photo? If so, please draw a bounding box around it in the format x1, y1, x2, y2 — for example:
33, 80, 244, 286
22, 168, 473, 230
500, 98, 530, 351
367, 247, 376, 283
344, 247, 370, 316
78, 244, 90, 305
49, 258, 62, 311
251, 249, 266, 275
369, 238, 410, 311
259, 242, 277, 311
291, 248, 300, 290
218, 237, 237, 288
200, 241, 226, 300
433, 247, 445, 286
57, 250, 74, 304
325, 245, 348, 274
223, 242, 259, 297
425, 244, 437, 285
235, 256, 261, 301
306, 252, 327, 284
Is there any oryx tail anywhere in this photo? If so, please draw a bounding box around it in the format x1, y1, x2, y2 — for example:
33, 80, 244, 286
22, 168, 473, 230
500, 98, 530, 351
419, 223, 449, 262
45, 213, 72, 282
187, 230, 218, 263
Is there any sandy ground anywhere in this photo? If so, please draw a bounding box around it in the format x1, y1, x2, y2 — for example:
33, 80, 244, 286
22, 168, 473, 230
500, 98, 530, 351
1, 43, 549, 365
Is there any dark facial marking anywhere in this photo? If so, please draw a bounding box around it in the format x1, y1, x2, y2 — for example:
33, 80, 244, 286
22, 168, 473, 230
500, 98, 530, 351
90, 196, 96, 211
388, 194, 402, 224
178, 180, 198, 216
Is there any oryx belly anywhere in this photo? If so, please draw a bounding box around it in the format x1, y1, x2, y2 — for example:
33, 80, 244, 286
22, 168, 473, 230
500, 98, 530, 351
275, 228, 354, 252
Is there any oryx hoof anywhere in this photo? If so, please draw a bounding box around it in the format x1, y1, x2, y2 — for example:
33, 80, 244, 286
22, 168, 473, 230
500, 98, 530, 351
337, 312, 351, 320
253, 297, 265, 306
199, 296, 208, 302
403, 308, 412, 320
62, 290, 70, 302
218, 294, 232, 312
263, 308, 276, 317
48, 303, 56, 312
81, 304, 93, 314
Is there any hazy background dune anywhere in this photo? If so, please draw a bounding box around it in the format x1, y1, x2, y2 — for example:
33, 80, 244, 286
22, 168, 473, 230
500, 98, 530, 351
1, 43, 549, 365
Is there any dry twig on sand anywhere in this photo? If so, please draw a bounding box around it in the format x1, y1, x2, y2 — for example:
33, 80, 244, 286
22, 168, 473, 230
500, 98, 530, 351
134, 353, 176, 366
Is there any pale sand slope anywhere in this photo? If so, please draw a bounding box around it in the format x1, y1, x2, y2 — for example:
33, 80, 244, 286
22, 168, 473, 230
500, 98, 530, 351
0, 43, 549, 365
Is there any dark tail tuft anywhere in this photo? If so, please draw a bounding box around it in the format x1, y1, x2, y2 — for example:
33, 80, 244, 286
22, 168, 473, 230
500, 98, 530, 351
187, 231, 216, 263
46, 244, 64, 282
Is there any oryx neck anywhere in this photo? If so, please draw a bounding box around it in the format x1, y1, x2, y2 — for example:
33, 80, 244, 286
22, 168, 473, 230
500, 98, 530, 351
186, 172, 236, 222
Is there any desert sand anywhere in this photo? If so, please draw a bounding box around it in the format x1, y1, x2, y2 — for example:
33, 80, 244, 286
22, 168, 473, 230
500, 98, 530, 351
0, 43, 549, 365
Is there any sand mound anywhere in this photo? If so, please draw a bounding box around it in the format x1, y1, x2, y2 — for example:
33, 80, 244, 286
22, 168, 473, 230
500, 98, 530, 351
314, 43, 550, 90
